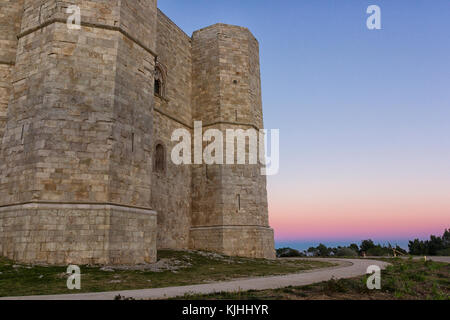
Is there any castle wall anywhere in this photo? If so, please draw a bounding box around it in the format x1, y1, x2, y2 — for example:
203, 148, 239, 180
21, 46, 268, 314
0, 1, 275, 263
215, 29, 268, 228
191, 26, 223, 230
0, 0, 158, 264
0, 0, 157, 206
151, 10, 192, 249
108, 0, 157, 208
154, 10, 192, 125
0, 0, 23, 63
0, 203, 156, 265
0, 2, 121, 205
108, 31, 155, 207
0, 0, 24, 256
0, 64, 10, 139
191, 26, 221, 125
190, 24, 275, 258
0, 0, 23, 158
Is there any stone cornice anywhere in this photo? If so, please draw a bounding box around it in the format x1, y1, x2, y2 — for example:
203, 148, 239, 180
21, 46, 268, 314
0, 60, 15, 66
0, 201, 156, 214
190, 225, 273, 230
154, 107, 261, 131
154, 107, 192, 129
203, 121, 261, 131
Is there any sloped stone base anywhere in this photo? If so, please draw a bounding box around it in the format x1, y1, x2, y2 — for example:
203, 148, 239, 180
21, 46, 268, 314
0, 203, 157, 265
189, 225, 275, 259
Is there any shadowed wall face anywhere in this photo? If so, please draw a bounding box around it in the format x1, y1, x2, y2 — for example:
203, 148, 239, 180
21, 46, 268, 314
151, 10, 193, 250
0, 0, 23, 147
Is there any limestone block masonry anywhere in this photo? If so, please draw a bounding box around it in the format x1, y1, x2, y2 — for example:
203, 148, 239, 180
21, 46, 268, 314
0, 0, 275, 265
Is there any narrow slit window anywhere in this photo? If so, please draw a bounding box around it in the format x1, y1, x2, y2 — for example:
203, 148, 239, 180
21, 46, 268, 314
21, 124, 24, 144
154, 79, 161, 95
154, 143, 165, 173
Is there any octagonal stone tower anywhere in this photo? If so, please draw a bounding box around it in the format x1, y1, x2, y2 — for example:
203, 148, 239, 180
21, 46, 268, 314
0, 1, 275, 265
0, 0, 158, 265
190, 24, 275, 259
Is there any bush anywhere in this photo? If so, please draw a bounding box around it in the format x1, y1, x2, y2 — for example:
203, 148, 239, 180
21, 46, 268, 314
336, 247, 358, 257
276, 247, 304, 257
367, 246, 392, 256
324, 278, 348, 293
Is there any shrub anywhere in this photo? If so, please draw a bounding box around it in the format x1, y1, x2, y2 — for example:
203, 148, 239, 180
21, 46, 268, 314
366, 246, 389, 256
336, 247, 358, 257
324, 278, 348, 293
276, 247, 304, 257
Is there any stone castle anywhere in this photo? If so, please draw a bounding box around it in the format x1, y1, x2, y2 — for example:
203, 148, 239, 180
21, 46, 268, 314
0, 0, 275, 265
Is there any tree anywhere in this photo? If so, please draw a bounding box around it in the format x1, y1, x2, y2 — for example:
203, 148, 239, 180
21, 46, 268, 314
349, 243, 359, 253
307, 247, 318, 256
307, 244, 331, 257
427, 235, 443, 255
409, 239, 426, 255
408, 229, 450, 255
443, 228, 450, 246
360, 239, 375, 253
317, 244, 331, 257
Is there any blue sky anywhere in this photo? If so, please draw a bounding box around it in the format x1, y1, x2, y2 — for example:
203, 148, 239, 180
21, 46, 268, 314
159, 1, 450, 250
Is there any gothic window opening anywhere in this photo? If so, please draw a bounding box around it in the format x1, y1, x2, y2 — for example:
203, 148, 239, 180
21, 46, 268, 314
154, 143, 166, 173
154, 65, 165, 97
154, 79, 161, 95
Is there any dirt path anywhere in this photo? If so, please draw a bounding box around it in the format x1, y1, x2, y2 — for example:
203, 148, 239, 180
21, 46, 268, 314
0, 258, 390, 300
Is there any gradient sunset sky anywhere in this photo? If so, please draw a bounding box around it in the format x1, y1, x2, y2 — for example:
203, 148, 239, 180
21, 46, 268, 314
159, 0, 450, 249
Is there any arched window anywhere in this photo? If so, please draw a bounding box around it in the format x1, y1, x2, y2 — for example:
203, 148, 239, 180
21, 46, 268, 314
154, 66, 165, 97
154, 143, 165, 173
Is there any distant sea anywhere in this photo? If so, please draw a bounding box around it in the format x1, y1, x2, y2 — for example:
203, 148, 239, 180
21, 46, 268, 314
275, 239, 410, 251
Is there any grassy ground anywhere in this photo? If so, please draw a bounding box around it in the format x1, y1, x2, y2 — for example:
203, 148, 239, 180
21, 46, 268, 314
0, 250, 334, 297
175, 258, 450, 300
